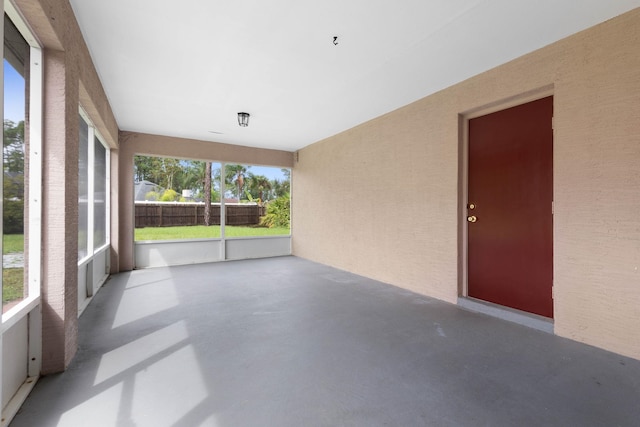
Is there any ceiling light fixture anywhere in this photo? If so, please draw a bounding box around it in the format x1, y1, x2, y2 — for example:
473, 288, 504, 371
238, 112, 250, 127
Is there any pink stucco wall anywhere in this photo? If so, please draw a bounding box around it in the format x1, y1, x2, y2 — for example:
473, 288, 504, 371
16, 0, 118, 373
293, 9, 640, 360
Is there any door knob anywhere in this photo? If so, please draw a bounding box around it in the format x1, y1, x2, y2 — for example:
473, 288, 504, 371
467, 215, 477, 223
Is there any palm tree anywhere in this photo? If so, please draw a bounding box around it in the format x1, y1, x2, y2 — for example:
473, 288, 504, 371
247, 174, 272, 202
225, 164, 248, 202
270, 174, 290, 199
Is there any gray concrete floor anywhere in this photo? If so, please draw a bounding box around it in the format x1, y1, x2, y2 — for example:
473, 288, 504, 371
11, 256, 640, 427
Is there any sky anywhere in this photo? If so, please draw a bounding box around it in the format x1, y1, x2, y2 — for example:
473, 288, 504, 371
4, 60, 25, 123
242, 165, 288, 182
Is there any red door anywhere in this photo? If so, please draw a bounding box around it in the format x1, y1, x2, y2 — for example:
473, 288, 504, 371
467, 96, 553, 318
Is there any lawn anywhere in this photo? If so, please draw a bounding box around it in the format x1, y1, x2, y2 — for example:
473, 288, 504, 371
135, 225, 290, 241
2, 268, 24, 305
3, 234, 25, 305
3, 234, 24, 254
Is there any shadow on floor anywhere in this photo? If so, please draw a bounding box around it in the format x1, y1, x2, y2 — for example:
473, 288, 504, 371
10, 256, 640, 427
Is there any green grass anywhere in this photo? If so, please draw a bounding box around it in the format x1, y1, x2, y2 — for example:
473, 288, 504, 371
2, 268, 24, 305
3, 234, 24, 254
135, 225, 290, 241
2, 235, 25, 306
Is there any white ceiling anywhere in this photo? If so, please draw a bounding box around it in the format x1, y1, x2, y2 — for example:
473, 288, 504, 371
69, 0, 640, 152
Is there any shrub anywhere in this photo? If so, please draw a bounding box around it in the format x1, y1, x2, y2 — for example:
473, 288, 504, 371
3, 199, 24, 234
259, 193, 290, 228
160, 189, 180, 202
145, 190, 160, 201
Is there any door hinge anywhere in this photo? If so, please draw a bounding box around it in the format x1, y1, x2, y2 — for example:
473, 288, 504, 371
552, 201, 554, 215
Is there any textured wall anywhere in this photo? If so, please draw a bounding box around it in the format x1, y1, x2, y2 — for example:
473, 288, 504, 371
552, 10, 640, 359
118, 131, 294, 271
293, 91, 459, 303
40, 48, 79, 374
15, 0, 119, 373
293, 9, 640, 360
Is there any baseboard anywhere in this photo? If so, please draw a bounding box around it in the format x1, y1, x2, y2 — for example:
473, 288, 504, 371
457, 297, 554, 334
1, 375, 38, 427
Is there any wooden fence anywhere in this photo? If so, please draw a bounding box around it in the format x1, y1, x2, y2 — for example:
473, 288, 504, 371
135, 202, 266, 228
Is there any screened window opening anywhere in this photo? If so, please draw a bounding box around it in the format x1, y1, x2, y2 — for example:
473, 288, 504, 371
3, 14, 29, 312
224, 163, 290, 237
78, 112, 110, 263
78, 116, 89, 259
133, 156, 290, 241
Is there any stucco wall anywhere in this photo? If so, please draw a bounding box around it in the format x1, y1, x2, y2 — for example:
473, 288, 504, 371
292, 9, 640, 360
15, 0, 119, 373
118, 131, 294, 271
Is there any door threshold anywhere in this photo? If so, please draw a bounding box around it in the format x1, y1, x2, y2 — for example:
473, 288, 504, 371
457, 297, 553, 334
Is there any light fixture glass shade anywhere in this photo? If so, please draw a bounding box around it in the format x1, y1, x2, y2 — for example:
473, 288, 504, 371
238, 112, 250, 127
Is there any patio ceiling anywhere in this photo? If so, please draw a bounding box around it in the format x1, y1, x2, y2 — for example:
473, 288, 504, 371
69, 0, 640, 152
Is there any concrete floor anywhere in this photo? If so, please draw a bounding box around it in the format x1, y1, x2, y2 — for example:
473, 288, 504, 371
11, 256, 640, 427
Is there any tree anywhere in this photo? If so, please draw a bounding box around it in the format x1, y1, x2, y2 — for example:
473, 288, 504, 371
161, 158, 182, 190
268, 169, 291, 200
4, 120, 25, 174
211, 165, 222, 202
3, 120, 25, 234
134, 155, 185, 190
246, 174, 271, 203
177, 160, 204, 195
225, 164, 249, 201
180, 161, 220, 202
134, 155, 161, 182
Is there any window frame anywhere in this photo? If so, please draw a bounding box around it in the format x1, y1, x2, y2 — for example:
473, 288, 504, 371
1, 1, 43, 324
93, 132, 108, 250
78, 108, 110, 266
